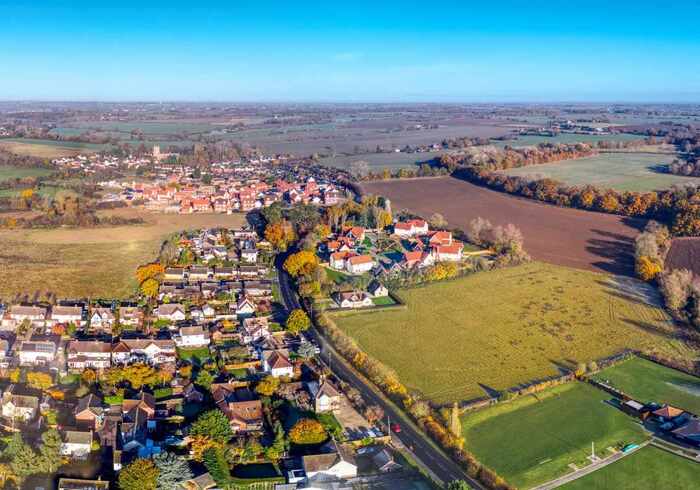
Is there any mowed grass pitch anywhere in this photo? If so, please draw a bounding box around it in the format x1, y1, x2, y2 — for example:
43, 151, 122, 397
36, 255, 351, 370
561, 445, 700, 490
593, 356, 700, 414
333, 262, 691, 403
0, 209, 246, 300
462, 383, 646, 489
501, 152, 698, 192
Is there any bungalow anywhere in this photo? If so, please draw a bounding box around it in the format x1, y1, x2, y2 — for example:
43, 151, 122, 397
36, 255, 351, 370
346, 255, 374, 274
174, 326, 211, 348
262, 349, 294, 378
214, 266, 237, 279
333, 291, 373, 309
90, 308, 115, 331
1, 385, 38, 422
18, 339, 57, 366
74, 394, 104, 430
155, 304, 186, 322
303, 443, 358, 483
244, 280, 272, 297
238, 265, 260, 279
189, 267, 213, 282
61, 430, 92, 459
367, 280, 389, 298
67, 340, 112, 370
119, 307, 144, 328
112, 339, 176, 365
51, 305, 84, 325
428, 230, 453, 247
9, 305, 48, 323
164, 267, 186, 281
240, 317, 270, 345
394, 219, 429, 238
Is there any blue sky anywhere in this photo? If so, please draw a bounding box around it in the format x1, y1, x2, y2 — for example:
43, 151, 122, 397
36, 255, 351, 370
2, 1, 700, 102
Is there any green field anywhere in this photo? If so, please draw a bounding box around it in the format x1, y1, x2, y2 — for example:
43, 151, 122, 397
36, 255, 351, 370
562, 445, 700, 490
492, 133, 642, 148
462, 383, 647, 488
501, 152, 699, 192
333, 262, 691, 403
0, 165, 53, 182
593, 357, 700, 414
0, 138, 111, 158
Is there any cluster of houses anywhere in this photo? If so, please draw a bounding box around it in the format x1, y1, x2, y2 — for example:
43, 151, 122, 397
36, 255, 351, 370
395, 219, 465, 268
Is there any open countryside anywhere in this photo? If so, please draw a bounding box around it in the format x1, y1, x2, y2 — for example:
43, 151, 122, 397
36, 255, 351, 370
461, 383, 647, 488
332, 262, 691, 403
501, 151, 699, 192
0, 209, 246, 299
363, 176, 644, 275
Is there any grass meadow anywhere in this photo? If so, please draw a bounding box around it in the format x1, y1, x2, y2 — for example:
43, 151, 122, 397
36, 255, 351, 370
592, 356, 700, 414
461, 383, 647, 488
0, 209, 246, 300
332, 262, 692, 403
0, 138, 110, 158
501, 152, 699, 192
491, 133, 642, 148
561, 445, 700, 490
0, 165, 54, 182
320, 151, 442, 170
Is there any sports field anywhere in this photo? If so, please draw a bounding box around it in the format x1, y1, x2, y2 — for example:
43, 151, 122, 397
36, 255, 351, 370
592, 356, 700, 414
332, 262, 692, 403
501, 152, 697, 192
0, 209, 246, 300
561, 445, 700, 490
462, 383, 647, 489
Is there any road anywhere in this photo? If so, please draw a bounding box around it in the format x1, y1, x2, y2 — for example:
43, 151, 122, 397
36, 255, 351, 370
275, 254, 481, 488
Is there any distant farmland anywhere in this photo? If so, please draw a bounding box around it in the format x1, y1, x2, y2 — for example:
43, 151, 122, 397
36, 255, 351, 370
320, 151, 442, 170
0, 138, 110, 158
0, 209, 246, 300
332, 262, 691, 403
363, 176, 644, 275
491, 132, 642, 148
500, 152, 696, 192
0, 165, 53, 182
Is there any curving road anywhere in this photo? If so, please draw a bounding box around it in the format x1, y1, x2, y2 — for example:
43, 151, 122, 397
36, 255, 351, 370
275, 253, 481, 489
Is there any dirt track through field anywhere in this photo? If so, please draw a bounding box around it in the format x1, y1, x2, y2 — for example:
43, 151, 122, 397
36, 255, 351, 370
363, 176, 646, 276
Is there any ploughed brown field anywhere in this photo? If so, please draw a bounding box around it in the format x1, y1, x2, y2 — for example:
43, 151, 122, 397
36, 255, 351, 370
665, 237, 700, 276
363, 176, 645, 276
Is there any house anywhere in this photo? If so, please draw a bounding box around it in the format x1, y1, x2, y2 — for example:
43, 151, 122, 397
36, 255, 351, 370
58, 479, 109, 490
262, 349, 294, 378
235, 297, 256, 318
330, 251, 351, 271
212, 387, 265, 433
652, 405, 685, 421
74, 394, 104, 430
118, 307, 144, 328
240, 247, 258, 263
428, 230, 453, 247
202, 304, 216, 318
189, 267, 212, 281
370, 446, 402, 472
346, 255, 374, 274
393, 219, 428, 238
240, 317, 270, 344
433, 242, 464, 262
333, 291, 373, 309
51, 305, 84, 325
174, 326, 211, 348
672, 419, 700, 446
1, 385, 38, 421
303, 443, 357, 483
18, 339, 58, 366
155, 303, 186, 322
67, 340, 112, 370
344, 226, 366, 242
9, 305, 48, 323
402, 250, 434, 269
112, 339, 176, 365
164, 267, 186, 281
308, 378, 341, 413
367, 280, 388, 298
90, 308, 115, 331
244, 280, 272, 297
61, 430, 93, 459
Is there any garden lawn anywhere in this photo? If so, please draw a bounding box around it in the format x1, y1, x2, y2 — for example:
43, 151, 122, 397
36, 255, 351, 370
332, 262, 691, 403
462, 383, 647, 489
592, 356, 700, 414
561, 445, 700, 490
177, 346, 211, 362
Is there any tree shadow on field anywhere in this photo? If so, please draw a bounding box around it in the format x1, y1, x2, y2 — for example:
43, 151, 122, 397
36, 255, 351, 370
477, 383, 501, 398
587, 228, 636, 276
622, 318, 678, 340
